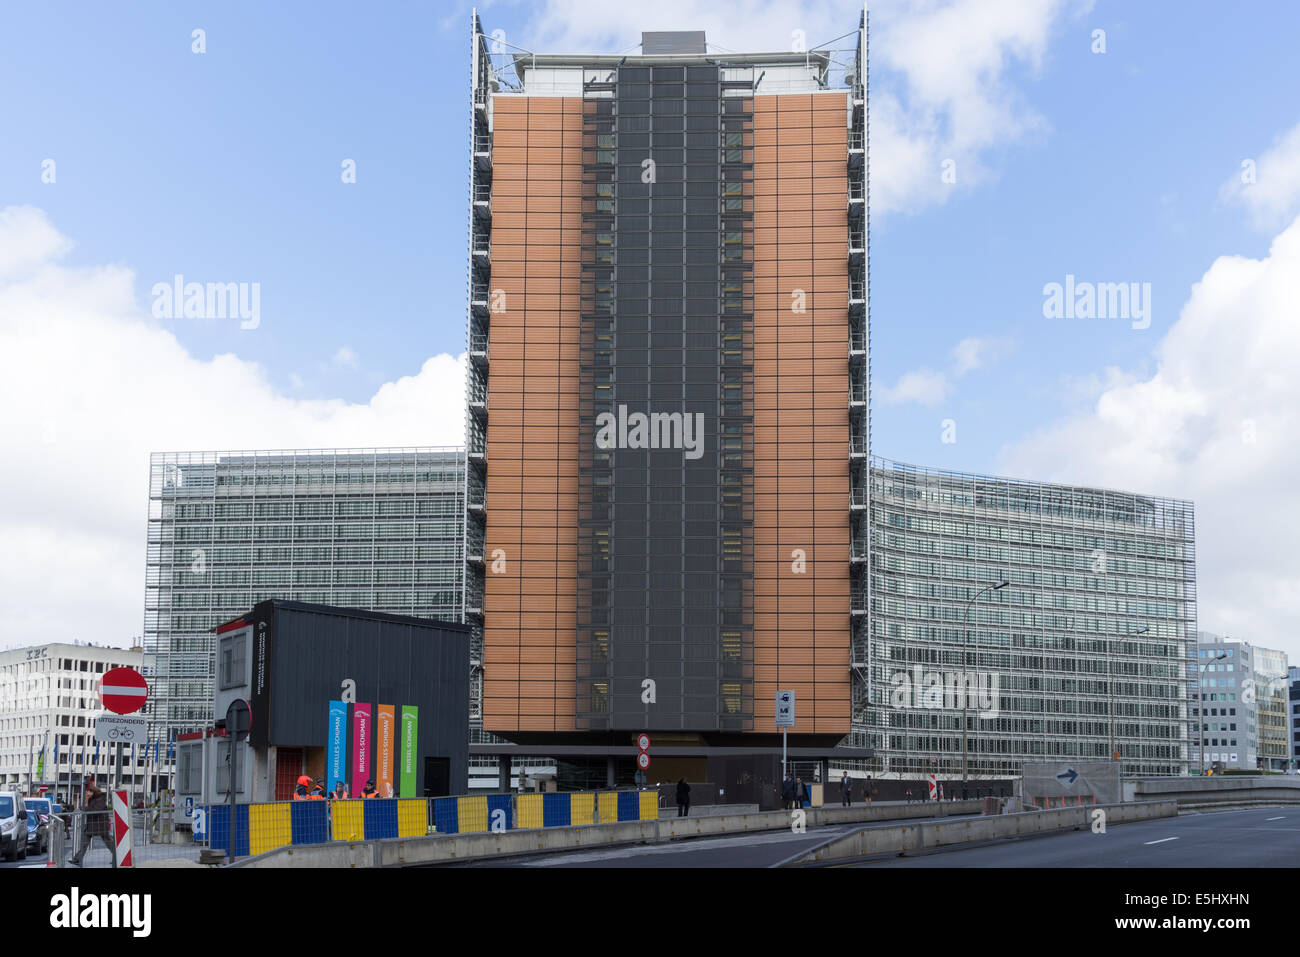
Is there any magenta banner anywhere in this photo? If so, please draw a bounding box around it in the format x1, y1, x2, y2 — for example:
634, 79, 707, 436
351, 702, 372, 796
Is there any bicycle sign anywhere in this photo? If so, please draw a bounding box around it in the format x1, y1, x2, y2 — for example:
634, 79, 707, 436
94, 713, 147, 743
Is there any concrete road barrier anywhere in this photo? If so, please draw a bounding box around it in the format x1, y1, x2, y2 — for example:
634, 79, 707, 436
232, 798, 986, 868
1129, 775, 1300, 806
781, 800, 1178, 866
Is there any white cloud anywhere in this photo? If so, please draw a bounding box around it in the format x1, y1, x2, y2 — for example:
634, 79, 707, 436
0, 205, 73, 281
508, 0, 1086, 216
332, 345, 359, 368
881, 335, 1012, 405
0, 206, 465, 650
1220, 121, 1300, 232
1000, 213, 1300, 659
879, 369, 951, 406
951, 336, 1013, 375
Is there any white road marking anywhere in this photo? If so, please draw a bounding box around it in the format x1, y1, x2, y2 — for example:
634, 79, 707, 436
1266, 816, 1285, 821
1144, 837, 1179, 845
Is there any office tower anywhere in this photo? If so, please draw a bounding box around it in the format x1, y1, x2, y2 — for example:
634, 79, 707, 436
463, 15, 871, 790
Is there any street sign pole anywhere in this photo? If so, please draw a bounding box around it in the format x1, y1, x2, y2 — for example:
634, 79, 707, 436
228, 730, 236, 856
775, 691, 795, 780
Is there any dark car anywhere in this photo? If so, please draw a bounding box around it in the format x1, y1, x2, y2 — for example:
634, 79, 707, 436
24, 797, 51, 855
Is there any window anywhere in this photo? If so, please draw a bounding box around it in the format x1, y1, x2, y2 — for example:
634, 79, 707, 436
178, 743, 203, 794
218, 634, 247, 691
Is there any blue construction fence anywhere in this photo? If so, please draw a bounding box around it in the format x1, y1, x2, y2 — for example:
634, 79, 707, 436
203, 788, 660, 858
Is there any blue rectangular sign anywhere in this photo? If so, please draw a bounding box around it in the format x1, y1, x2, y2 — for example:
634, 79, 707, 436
327, 700, 348, 797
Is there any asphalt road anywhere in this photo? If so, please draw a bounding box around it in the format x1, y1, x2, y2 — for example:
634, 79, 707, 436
465, 823, 861, 868
842, 807, 1300, 867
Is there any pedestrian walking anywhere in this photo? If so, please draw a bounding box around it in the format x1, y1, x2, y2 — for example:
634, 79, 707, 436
781, 772, 796, 810
841, 771, 852, 807
70, 778, 114, 868
795, 776, 806, 808
865, 774, 873, 806
675, 777, 691, 817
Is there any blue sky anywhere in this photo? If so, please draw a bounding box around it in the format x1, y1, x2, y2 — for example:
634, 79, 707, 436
3, 0, 1299, 650
2, 1, 1294, 464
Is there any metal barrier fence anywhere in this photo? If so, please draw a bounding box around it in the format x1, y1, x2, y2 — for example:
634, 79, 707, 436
205, 789, 659, 860
49, 807, 203, 868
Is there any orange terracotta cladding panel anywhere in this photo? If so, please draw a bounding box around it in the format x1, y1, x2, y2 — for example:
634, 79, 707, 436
485, 95, 583, 734
752, 92, 851, 736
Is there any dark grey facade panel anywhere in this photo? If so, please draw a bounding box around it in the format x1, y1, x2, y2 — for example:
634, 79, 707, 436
252, 601, 469, 795
577, 64, 753, 734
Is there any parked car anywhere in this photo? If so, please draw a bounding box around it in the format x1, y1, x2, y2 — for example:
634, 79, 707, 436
0, 792, 28, 861
24, 797, 52, 855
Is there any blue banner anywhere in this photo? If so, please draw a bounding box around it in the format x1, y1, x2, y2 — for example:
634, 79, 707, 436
327, 700, 348, 798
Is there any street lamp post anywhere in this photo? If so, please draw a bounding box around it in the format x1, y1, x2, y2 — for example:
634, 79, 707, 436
1111, 626, 1149, 765
1198, 651, 1228, 775
962, 579, 1010, 800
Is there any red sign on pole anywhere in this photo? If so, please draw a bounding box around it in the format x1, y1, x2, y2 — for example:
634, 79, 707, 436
101, 667, 148, 715
637, 751, 650, 770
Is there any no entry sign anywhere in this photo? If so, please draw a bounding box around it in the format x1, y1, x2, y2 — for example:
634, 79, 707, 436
100, 667, 148, 715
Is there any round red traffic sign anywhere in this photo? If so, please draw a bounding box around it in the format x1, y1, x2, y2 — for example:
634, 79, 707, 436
637, 733, 650, 751
100, 667, 148, 715
637, 752, 650, 770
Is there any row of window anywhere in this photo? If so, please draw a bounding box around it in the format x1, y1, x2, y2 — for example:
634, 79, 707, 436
155, 545, 461, 564
875, 538, 1189, 579
879, 564, 1190, 600
875, 512, 1190, 557
169, 499, 462, 519
165, 521, 461, 541
202, 469, 462, 486
162, 567, 461, 586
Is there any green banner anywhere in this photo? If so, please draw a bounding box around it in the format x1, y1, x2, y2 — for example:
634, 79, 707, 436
400, 706, 418, 799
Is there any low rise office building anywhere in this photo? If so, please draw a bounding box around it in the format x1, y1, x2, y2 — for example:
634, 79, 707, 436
0, 642, 150, 795
174, 600, 470, 806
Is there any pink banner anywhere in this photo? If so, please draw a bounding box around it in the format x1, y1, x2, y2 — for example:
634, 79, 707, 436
351, 703, 371, 796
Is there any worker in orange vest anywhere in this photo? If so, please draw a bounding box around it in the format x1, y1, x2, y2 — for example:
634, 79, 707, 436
293, 775, 312, 800
310, 779, 327, 800
361, 779, 378, 799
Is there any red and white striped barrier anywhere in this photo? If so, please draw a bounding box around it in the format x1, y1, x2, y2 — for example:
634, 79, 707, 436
928, 774, 937, 800
112, 790, 132, 868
